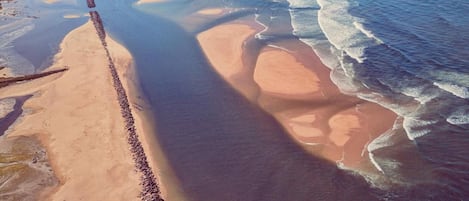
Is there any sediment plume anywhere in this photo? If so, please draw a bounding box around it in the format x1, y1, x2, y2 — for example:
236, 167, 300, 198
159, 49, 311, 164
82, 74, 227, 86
89, 11, 164, 201
0, 68, 68, 88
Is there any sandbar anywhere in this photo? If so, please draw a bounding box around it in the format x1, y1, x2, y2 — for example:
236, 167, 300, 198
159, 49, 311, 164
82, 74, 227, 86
197, 19, 397, 170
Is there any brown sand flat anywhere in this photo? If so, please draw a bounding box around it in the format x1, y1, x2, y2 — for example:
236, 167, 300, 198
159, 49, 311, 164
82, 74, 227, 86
197, 20, 397, 170
0, 21, 142, 200
254, 49, 320, 96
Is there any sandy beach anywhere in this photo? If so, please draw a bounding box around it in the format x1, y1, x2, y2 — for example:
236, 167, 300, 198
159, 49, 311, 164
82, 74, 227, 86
0, 20, 154, 200
197, 18, 397, 169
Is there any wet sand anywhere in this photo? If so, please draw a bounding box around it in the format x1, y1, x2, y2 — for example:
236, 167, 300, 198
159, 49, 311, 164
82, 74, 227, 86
0, 21, 150, 200
197, 19, 397, 169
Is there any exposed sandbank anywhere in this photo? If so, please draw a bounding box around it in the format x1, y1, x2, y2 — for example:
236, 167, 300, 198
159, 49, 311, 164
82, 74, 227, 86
197, 20, 397, 169
0, 21, 146, 200
196, 8, 224, 16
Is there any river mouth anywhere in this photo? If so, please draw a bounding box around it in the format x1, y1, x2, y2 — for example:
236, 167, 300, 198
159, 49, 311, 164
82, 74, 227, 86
95, 1, 387, 200
2, 0, 466, 200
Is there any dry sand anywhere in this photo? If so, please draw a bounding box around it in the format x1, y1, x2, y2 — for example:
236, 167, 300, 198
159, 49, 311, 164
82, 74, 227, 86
197, 20, 397, 169
0, 21, 144, 200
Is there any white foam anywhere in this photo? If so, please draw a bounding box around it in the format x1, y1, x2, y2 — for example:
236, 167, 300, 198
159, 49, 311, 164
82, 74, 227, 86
434, 82, 469, 99
353, 21, 383, 44
316, 0, 383, 63
368, 152, 384, 173
402, 117, 436, 140
367, 129, 395, 152
395, 83, 439, 104
286, 0, 317, 9
266, 44, 294, 53
447, 107, 469, 125
254, 14, 269, 40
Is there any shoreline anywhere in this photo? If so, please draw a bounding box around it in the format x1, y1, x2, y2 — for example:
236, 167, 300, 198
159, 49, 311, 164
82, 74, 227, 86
197, 15, 397, 171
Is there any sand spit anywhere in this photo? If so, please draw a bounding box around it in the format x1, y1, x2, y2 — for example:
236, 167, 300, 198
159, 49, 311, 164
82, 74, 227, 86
90, 11, 164, 201
0, 20, 145, 200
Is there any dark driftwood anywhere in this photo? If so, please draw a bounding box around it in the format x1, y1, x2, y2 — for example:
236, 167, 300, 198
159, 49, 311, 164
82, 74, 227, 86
0, 68, 68, 88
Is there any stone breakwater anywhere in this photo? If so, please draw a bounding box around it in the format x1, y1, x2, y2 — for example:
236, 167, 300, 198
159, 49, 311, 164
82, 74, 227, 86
86, 0, 96, 8
90, 11, 164, 201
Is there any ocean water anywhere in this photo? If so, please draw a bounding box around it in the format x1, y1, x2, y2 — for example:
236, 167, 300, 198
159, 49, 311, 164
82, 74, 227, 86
286, 0, 469, 199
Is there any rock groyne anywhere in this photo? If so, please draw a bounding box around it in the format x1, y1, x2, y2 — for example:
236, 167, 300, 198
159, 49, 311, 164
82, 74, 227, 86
89, 11, 164, 201
86, 0, 95, 8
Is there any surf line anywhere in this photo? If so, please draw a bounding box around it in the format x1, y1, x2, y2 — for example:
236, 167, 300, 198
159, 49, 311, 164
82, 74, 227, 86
89, 10, 164, 201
